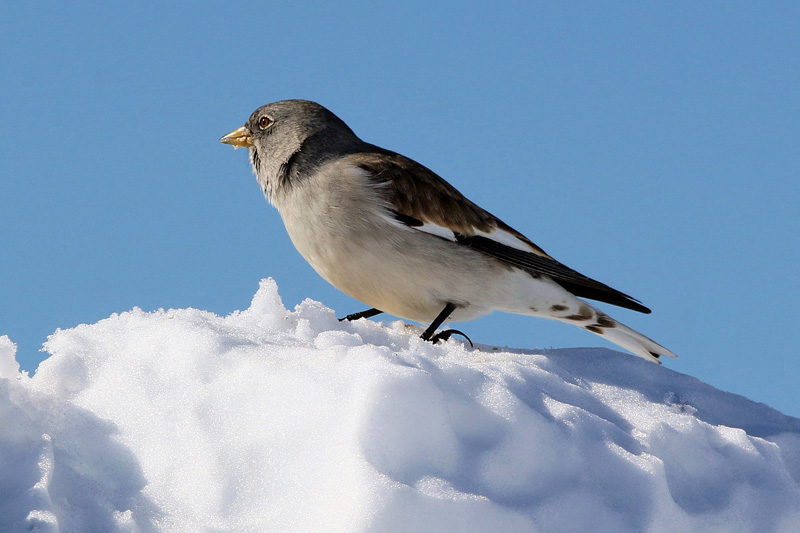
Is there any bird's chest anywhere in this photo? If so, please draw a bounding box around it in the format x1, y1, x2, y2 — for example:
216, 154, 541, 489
274, 179, 383, 282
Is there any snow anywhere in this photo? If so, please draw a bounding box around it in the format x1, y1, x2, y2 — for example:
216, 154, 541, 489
1, 278, 799, 532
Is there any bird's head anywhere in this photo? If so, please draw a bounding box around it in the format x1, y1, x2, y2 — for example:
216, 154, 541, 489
220, 99, 360, 201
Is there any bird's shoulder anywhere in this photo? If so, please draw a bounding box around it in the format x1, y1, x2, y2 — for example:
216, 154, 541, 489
336, 149, 651, 314
339, 148, 551, 258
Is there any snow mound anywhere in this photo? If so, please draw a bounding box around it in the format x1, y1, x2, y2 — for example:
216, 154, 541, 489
1, 279, 799, 532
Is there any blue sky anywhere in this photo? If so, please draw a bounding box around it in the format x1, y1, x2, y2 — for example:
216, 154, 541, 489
2, 2, 798, 416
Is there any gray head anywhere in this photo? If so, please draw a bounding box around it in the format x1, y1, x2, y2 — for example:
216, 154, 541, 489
220, 100, 363, 200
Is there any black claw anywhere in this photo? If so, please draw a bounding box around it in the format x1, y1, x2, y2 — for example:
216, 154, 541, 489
419, 303, 474, 347
338, 308, 383, 322
420, 302, 457, 341
429, 329, 474, 348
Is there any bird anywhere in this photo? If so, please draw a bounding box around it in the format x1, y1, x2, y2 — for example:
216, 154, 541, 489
220, 100, 676, 363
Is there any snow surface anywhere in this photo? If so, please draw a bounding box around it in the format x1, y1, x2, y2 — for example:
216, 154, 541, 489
2, 278, 800, 532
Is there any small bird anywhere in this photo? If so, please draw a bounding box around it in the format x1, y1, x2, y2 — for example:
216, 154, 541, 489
221, 100, 675, 363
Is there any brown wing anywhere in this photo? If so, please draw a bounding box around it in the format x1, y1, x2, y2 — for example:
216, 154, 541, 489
349, 150, 550, 256
347, 150, 651, 314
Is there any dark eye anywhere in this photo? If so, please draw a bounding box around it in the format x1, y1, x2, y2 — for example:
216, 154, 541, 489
258, 116, 271, 130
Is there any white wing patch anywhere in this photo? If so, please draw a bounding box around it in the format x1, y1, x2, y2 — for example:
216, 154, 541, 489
377, 210, 455, 240
380, 209, 540, 255
473, 227, 540, 254
414, 222, 458, 241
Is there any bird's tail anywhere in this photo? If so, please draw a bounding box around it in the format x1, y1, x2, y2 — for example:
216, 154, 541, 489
588, 318, 676, 364
549, 302, 677, 364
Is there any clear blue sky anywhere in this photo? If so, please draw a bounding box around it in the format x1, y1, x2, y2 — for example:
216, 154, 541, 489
2, 2, 798, 416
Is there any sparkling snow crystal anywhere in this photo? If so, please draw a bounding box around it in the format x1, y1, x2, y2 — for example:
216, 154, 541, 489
1, 279, 799, 531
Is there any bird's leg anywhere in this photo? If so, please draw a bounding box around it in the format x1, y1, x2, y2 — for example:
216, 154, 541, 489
421, 303, 456, 341
420, 302, 472, 347
338, 308, 383, 322
421, 304, 474, 347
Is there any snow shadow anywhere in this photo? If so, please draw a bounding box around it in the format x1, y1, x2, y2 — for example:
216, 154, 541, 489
0, 378, 161, 532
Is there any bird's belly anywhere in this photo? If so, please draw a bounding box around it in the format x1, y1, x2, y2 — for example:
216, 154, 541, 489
282, 217, 502, 323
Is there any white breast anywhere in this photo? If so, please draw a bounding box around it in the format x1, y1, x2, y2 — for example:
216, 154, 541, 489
270, 160, 558, 324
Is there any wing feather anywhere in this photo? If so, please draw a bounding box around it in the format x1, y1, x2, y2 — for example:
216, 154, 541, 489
349, 149, 651, 314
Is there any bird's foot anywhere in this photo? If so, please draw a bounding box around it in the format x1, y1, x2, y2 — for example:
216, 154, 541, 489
427, 329, 474, 348
338, 308, 383, 322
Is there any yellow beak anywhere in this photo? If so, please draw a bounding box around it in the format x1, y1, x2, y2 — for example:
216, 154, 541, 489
219, 126, 253, 149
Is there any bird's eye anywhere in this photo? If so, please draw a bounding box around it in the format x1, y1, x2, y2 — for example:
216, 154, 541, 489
258, 116, 271, 130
